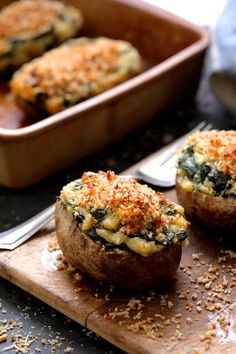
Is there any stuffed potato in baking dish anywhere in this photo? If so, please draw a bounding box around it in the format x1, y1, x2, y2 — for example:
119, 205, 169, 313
0, 0, 83, 73
176, 130, 236, 232
10, 37, 142, 114
56, 171, 189, 290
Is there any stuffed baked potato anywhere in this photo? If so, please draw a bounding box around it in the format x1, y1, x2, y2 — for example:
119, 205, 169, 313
10, 37, 142, 114
0, 0, 83, 73
176, 130, 236, 232
56, 171, 189, 290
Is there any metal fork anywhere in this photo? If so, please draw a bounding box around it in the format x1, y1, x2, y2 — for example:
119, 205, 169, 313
0, 121, 212, 250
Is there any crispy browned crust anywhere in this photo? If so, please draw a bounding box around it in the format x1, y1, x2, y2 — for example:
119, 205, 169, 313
176, 175, 236, 233
55, 200, 182, 290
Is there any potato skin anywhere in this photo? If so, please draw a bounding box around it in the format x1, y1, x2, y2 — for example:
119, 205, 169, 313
55, 200, 182, 290
176, 175, 236, 233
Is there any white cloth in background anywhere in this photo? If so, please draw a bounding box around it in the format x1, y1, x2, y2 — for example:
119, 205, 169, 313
210, 0, 236, 114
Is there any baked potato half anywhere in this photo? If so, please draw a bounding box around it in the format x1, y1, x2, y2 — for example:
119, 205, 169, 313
56, 199, 182, 290
10, 37, 142, 114
0, 0, 83, 73
55, 171, 189, 290
176, 130, 236, 232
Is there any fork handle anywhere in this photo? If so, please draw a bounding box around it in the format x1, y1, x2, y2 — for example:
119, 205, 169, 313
0, 204, 55, 250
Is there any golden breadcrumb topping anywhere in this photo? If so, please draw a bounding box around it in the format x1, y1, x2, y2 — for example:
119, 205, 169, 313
0, 0, 79, 39
60, 171, 188, 241
11, 37, 141, 96
10, 37, 141, 113
180, 130, 236, 179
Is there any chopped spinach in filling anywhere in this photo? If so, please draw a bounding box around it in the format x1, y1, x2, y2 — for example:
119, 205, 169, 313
91, 209, 107, 221
160, 201, 177, 216
69, 197, 186, 254
60, 174, 188, 256
72, 208, 187, 253
177, 145, 235, 197
87, 227, 130, 252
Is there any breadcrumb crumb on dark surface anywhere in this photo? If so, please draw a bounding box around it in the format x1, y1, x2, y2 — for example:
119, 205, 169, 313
0, 280, 123, 354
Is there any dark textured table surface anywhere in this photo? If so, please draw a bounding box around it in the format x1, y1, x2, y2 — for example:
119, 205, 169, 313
0, 66, 235, 353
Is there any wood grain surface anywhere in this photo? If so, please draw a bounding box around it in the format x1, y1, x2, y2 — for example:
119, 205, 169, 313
0, 151, 235, 354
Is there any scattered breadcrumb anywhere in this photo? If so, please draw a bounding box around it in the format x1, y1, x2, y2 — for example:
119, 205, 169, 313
192, 253, 201, 261
39, 237, 236, 352
0, 334, 7, 343
0, 301, 78, 353
64, 347, 74, 353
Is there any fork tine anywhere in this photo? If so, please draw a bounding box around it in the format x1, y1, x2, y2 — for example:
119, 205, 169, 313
157, 122, 213, 171
195, 121, 208, 130
165, 122, 212, 159
202, 123, 213, 131
161, 121, 212, 157
139, 121, 211, 173
186, 121, 212, 135
137, 121, 213, 187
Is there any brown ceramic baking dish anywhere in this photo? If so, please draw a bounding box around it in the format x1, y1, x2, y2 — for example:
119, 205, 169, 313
0, 0, 209, 188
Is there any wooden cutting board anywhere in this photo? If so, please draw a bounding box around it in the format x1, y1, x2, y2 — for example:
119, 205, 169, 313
0, 151, 236, 354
